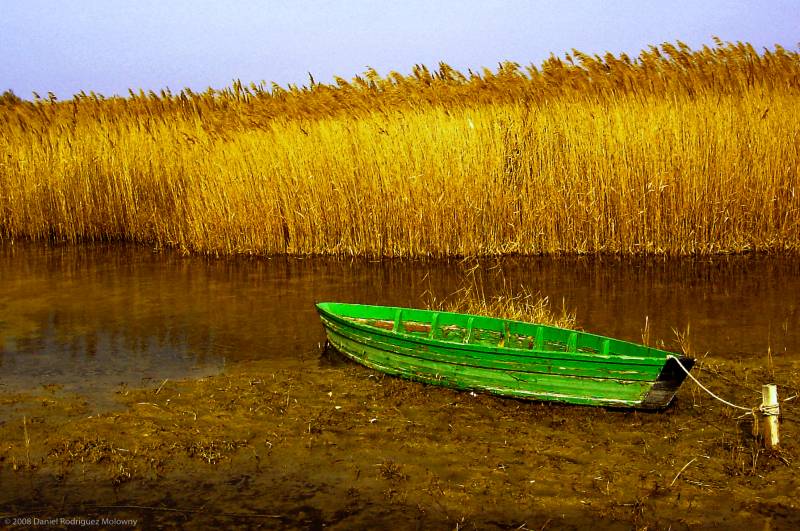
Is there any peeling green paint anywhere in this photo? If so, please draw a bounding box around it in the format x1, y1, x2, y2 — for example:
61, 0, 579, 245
317, 302, 694, 409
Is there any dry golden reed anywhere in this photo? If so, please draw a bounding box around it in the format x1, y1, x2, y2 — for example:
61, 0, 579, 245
1, 40, 798, 257
424, 263, 578, 329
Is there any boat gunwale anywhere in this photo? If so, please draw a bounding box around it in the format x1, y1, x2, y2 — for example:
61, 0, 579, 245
316, 302, 685, 369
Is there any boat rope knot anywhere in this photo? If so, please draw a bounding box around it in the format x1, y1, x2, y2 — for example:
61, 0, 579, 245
666, 354, 757, 413
759, 402, 780, 417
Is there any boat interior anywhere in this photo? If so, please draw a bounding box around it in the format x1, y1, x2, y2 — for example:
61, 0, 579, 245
344, 307, 641, 357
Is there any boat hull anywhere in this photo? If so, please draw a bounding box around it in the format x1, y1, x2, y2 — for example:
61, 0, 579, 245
317, 302, 693, 409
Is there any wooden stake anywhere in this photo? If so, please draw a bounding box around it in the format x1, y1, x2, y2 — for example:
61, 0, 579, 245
762, 384, 780, 448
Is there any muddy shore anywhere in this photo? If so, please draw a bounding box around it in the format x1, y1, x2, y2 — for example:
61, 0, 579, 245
1, 349, 799, 530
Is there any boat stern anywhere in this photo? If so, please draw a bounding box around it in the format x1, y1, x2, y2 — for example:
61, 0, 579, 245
639, 355, 695, 410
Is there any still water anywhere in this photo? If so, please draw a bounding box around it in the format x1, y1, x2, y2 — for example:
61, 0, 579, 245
1, 243, 798, 402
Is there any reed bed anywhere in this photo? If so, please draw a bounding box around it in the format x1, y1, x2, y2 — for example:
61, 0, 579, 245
1, 40, 799, 256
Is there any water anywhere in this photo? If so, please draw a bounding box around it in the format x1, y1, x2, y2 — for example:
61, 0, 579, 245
1, 243, 798, 403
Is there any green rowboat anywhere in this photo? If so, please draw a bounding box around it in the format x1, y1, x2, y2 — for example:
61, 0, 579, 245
316, 302, 694, 409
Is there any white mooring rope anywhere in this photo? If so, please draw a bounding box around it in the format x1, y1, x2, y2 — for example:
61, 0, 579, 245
667, 355, 779, 417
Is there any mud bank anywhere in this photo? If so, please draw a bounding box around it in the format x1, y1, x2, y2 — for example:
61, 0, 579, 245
1, 351, 799, 529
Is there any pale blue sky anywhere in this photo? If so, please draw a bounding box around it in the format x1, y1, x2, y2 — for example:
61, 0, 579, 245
1, 1, 798, 99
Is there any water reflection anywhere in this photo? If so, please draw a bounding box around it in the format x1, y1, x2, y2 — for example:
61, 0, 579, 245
1, 243, 798, 399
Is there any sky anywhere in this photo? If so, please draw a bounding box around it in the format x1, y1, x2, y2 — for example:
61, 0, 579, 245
1, 0, 798, 100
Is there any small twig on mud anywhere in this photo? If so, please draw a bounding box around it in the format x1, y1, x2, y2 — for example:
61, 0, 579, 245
670, 455, 710, 487
775, 451, 792, 466
155, 379, 169, 395
23, 415, 31, 467
135, 402, 163, 409
684, 479, 711, 488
